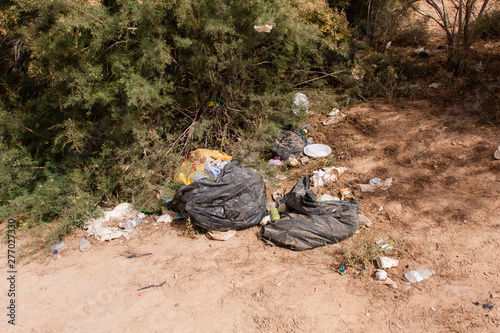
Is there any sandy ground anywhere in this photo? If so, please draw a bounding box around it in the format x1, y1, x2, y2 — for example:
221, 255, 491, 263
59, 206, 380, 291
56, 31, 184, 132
1, 87, 499, 332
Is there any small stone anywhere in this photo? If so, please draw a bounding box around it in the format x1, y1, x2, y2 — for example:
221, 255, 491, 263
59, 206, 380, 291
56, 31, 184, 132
430, 307, 436, 312
483, 302, 495, 310
475, 301, 482, 306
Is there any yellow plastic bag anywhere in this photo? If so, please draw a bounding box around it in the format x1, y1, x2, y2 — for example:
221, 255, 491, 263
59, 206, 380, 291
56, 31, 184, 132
175, 149, 232, 185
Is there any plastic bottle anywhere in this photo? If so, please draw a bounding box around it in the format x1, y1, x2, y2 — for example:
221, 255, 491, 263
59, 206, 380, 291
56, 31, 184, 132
404, 269, 435, 283
51, 241, 65, 254
123, 218, 144, 230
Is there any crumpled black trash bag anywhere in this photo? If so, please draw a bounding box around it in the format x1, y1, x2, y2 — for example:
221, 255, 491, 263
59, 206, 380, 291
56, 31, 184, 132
175, 161, 267, 231
271, 130, 307, 160
262, 177, 359, 251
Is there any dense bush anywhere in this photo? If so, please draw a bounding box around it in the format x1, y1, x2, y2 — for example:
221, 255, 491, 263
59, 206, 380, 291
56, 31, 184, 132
0, 0, 350, 237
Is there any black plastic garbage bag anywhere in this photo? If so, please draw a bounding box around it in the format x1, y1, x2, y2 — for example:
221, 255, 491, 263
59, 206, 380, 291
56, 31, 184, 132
175, 161, 267, 231
262, 177, 359, 251
271, 131, 307, 160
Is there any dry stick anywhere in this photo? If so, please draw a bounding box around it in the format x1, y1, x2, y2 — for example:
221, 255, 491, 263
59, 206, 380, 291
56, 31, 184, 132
292, 70, 347, 87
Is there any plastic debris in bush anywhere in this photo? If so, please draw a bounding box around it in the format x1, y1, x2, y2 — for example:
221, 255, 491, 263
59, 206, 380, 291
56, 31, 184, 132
292, 93, 309, 115
84, 203, 142, 241
175, 149, 232, 185
262, 177, 359, 251
175, 161, 267, 231
254, 25, 273, 33
268, 156, 283, 167
323, 108, 346, 126
311, 166, 347, 187
271, 131, 307, 160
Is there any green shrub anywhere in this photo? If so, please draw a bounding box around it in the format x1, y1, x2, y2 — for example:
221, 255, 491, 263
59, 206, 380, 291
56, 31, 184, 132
0, 0, 352, 242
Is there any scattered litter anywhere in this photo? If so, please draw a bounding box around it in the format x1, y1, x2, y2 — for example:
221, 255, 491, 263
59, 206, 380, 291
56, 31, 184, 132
375, 269, 387, 281
414, 47, 432, 57
175, 161, 267, 231
79, 238, 91, 252
358, 178, 393, 192
494, 146, 500, 160
358, 214, 372, 228
262, 177, 359, 251
475, 301, 482, 306
271, 131, 307, 160
84, 203, 143, 241
323, 108, 346, 126
156, 214, 173, 224
338, 264, 347, 275
107, 203, 138, 224
268, 156, 283, 167
205, 158, 230, 180
175, 149, 232, 185
404, 269, 435, 283
369, 177, 381, 185
50, 241, 65, 254
266, 202, 277, 212
375, 239, 394, 251
484, 302, 495, 310
276, 174, 288, 180
208, 230, 237, 241
316, 194, 339, 202
260, 215, 271, 226
304, 144, 332, 158
376, 256, 399, 269
298, 122, 312, 136
254, 25, 273, 33
122, 218, 143, 231
384, 277, 398, 289
138, 291, 146, 297
137, 281, 166, 291
292, 93, 309, 115
311, 166, 347, 187
299, 156, 309, 164
428, 82, 440, 88
127, 253, 152, 259
340, 188, 354, 200
270, 208, 280, 221
288, 157, 300, 166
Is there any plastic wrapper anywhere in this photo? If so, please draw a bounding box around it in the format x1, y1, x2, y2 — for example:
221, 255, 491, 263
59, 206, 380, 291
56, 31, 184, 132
175, 149, 232, 185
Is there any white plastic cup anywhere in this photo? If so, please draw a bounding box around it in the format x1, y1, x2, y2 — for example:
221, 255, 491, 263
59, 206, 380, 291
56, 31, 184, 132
376, 256, 399, 269
375, 269, 387, 281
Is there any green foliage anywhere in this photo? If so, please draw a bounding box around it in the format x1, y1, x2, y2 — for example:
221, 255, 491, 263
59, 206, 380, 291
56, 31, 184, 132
0, 0, 352, 243
476, 10, 500, 39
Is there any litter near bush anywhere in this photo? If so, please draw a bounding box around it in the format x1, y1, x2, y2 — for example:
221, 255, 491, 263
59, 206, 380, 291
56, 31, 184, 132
358, 178, 393, 192
304, 144, 332, 158
323, 108, 346, 126
376, 256, 399, 269
292, 93, 309, 115
50, 241, 65, 254
375, 269, 387, 281
494, 146, 500, 159
175, 149, 232, 185
428, 82, 440, 88
262, 177, 359, 251
175, 161, 267, 231
79, 238, 91, 252
207, 230, 237, 241
84, 203, 148, 241
254, 25, 273, 33
404, 269, 435, 283
271, 130, 308, 160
